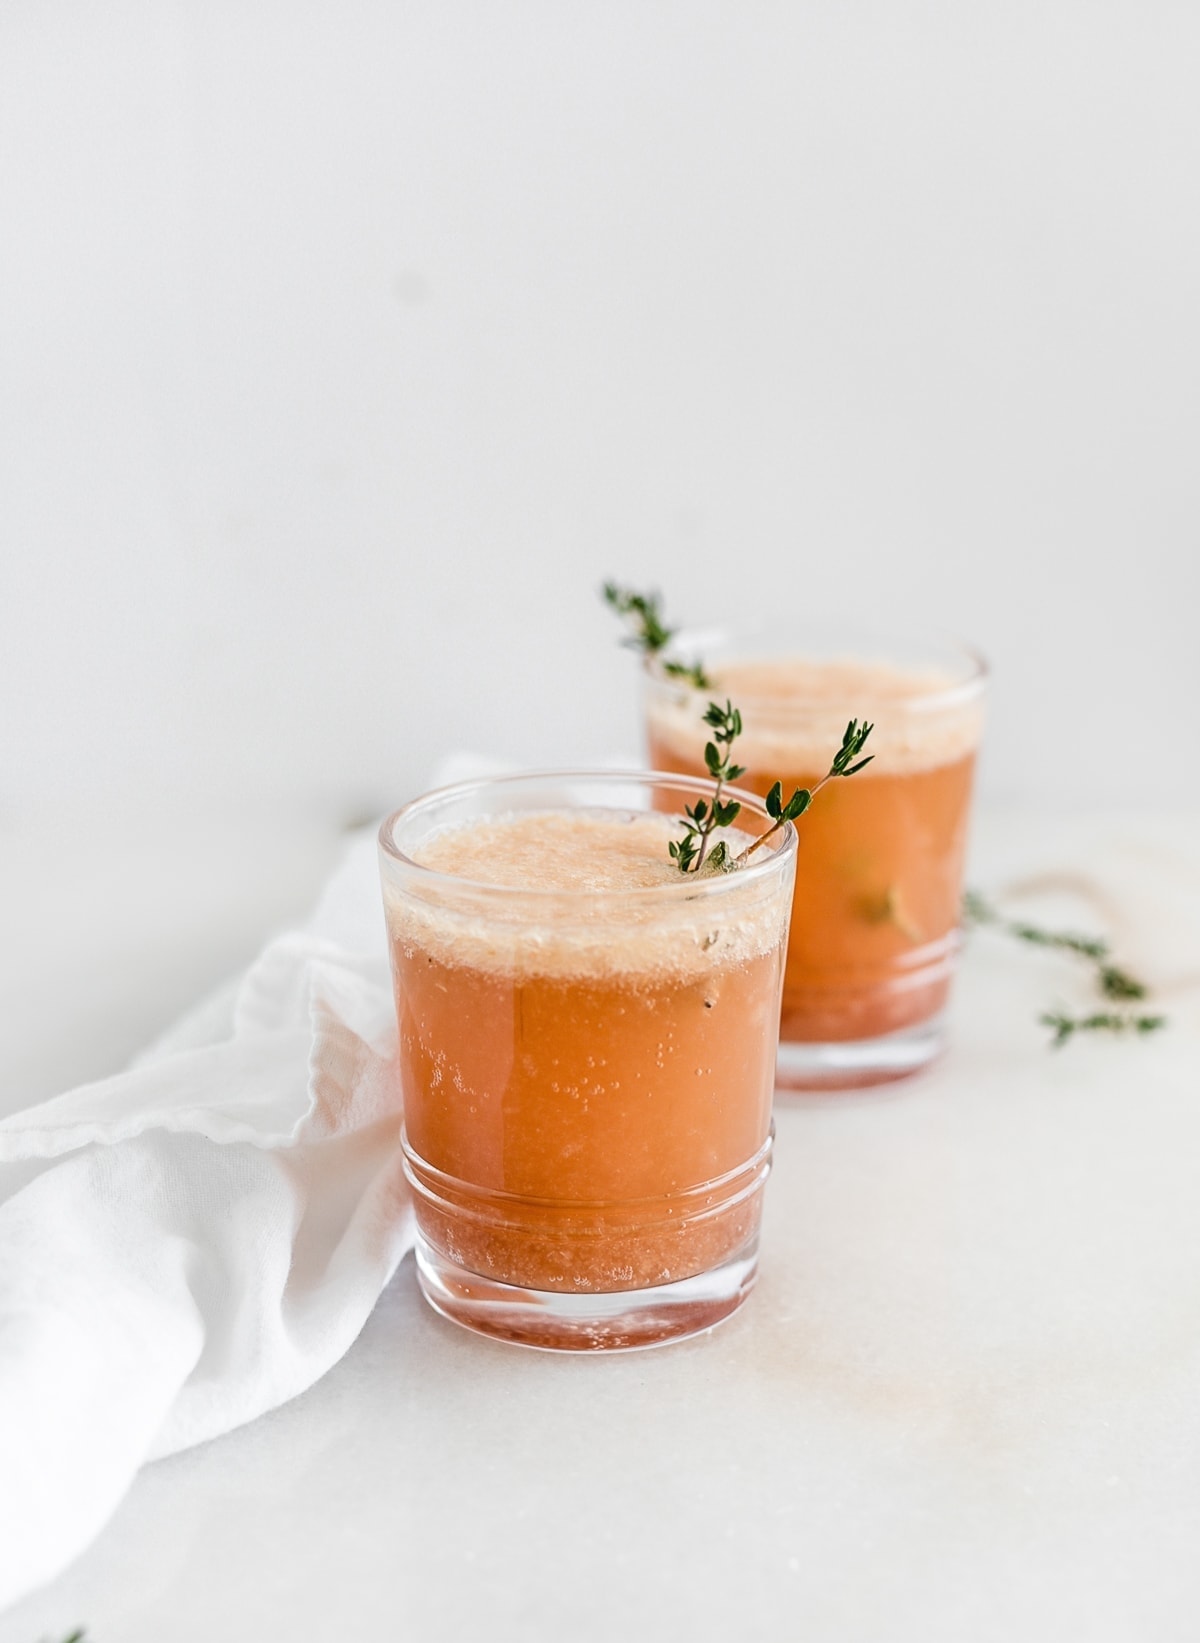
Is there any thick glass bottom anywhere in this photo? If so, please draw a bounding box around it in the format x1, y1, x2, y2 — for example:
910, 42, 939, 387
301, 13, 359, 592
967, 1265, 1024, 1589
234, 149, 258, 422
413, 1229, 760, 1351
774, 1013, 945, 1091
402, 1126, 772, 1349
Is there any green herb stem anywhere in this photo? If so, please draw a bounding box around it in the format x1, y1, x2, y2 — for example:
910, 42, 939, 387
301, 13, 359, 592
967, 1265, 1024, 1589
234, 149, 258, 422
1040, 1010, 1166, 1047
602, 583, 712, 689
964, 891, 1163, 1045
738, 718, 874, 862
669, 700, 746, 874
603, 583, 874, 875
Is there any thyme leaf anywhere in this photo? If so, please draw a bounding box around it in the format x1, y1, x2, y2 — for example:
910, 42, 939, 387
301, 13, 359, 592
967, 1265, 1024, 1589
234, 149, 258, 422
663, 657, 711, 690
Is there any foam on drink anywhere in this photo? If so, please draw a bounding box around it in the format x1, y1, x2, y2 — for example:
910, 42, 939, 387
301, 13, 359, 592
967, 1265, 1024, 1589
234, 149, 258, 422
388, 808, 787, 985
648, 657, 983, 778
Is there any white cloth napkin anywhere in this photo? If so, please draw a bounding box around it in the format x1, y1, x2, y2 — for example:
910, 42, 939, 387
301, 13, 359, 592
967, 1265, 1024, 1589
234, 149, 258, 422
0, 827, 414, 1611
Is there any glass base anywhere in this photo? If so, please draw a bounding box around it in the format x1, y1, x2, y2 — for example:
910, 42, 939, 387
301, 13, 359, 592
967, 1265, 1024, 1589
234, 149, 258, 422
413, 1230, 761, 1352
774, 1014, 945, 1091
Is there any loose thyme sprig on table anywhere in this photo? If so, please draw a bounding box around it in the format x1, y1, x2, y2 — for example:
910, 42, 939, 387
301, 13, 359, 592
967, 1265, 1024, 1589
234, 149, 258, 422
1039, 1010, 1166, 1048
963, 891, 1167, 1046
601, 583, 711, 689
670, 706, 874, 874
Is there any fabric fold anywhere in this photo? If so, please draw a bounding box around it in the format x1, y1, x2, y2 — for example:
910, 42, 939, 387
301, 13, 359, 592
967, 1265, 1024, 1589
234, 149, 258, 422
0, 826, 415, 1611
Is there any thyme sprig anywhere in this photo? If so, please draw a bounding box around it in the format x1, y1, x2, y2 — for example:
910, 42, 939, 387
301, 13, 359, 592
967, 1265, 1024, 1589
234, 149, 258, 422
739, 718, 874, 862
602, 582, 874, 873
670, 707, 873, 874
964, 891, 1165, 1045
962, 891, 1110, 961
602, 583, 711, 689
670, 700, 745, 874
1040, 1010, 1166, 1048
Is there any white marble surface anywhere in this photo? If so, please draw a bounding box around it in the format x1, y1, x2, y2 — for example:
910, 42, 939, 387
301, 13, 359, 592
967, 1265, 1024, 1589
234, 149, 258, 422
2, 809, 1198, 1642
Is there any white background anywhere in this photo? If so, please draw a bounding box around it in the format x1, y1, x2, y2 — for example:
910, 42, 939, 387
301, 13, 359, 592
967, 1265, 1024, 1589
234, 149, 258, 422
2, 1, 1198, 832
3, 13, 1200, 1637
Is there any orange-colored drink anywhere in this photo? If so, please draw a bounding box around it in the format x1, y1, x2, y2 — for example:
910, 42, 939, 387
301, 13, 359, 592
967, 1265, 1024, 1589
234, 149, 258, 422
645, 647, 986, 1087
379, 773, 796, 1350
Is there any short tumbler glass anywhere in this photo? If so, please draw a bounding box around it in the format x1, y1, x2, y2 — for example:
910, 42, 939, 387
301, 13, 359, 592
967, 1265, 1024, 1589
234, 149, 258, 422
379, 770, 797, 1351
643, 626, 987, 1089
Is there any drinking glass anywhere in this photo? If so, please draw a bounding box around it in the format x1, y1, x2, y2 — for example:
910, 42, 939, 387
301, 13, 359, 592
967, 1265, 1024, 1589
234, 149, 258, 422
379, 770, 797, 1350
642, 626, 987, 1088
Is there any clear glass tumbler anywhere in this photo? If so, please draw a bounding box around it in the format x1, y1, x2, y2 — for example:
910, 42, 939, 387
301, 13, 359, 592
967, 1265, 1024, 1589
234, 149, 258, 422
642, 626, 987, 1089
379, 770, 797, 1351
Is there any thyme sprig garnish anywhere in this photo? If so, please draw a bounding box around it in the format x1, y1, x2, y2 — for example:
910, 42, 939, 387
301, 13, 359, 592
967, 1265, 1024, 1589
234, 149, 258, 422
739, 718, 874, 862
602, 583, 711, 689
602, 581, 874, 873
669, 700, 745, 874
964, 891, 1166, 1045
670, 706, 874, 874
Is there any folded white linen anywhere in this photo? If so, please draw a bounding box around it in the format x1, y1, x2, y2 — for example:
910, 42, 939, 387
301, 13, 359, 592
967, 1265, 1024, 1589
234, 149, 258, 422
0, 827, 414, 1611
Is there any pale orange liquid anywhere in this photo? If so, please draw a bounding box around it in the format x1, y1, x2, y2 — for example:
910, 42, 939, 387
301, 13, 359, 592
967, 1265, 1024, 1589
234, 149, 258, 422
388, 812, 787, 1292
647, 670, 979, 1042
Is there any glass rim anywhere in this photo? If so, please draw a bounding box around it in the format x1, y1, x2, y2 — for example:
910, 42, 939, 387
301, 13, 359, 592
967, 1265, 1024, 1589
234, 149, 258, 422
643, 623, 989, 714
378, 767, 797, 903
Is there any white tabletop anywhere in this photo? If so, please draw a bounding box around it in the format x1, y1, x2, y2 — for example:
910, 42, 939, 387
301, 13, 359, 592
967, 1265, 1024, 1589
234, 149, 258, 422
2, 808, 1198, 1642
